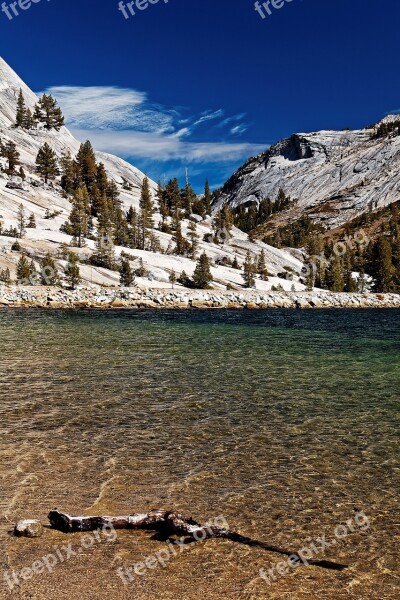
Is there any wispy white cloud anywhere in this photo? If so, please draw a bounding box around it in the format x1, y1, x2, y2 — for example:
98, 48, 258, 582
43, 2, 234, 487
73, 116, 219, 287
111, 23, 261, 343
70, 128, 266, 164
231, 124, 249, 136
217, 113, 247, 128
170, 127, 191, 139
41, 85, 265, 165
194, 109, 225, 125
42, 85, 176, 134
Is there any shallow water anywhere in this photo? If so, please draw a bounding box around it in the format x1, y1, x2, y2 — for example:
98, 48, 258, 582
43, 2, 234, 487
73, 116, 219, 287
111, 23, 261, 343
0, 309, 399, 599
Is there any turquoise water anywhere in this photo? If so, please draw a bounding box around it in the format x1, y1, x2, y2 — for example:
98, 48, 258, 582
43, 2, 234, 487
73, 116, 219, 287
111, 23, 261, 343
0, 309, 399, 599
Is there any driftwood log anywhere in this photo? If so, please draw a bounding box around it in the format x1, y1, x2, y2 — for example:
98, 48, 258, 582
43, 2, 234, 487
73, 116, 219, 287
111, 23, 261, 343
48, 509, 347, 571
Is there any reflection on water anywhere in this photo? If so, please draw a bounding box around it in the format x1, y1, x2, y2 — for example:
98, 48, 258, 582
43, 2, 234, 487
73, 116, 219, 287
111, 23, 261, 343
0, 309, 399, 599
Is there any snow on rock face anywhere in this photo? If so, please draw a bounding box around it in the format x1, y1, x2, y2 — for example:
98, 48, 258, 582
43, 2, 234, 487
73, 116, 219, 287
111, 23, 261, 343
216, 122, 400, 230
0, 57, 39, 128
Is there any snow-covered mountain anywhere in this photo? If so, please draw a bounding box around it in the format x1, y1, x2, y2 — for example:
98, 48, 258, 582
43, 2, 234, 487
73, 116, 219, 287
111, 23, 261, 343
216, 116, 400, 231
0, 58, 304, 290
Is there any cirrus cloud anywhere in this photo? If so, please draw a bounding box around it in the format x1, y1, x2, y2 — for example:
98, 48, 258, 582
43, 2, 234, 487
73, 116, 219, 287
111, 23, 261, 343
40, 85, 268, 188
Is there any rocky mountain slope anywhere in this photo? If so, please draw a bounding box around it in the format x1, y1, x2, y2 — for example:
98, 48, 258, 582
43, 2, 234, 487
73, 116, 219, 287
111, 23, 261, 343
215, 115, 400, 233
0, 58, 303, 291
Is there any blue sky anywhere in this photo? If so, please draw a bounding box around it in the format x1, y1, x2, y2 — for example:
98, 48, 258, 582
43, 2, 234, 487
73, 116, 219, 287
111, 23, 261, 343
1, 0, 400, 191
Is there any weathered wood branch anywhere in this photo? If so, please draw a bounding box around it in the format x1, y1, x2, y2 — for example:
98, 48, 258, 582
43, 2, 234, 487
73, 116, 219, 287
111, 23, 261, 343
48, 510, 347, 571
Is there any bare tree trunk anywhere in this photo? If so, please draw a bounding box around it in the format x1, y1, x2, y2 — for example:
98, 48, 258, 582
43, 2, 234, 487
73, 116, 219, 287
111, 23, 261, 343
48, 510, 347, 571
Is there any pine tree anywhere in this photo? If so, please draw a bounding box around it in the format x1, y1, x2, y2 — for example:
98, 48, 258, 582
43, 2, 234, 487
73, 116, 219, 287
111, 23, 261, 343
23, 108, 35, 129
40, 253, 59, 285
106, 180, 120, 207
36, 143, 59, 184
97, 192, 112, 231
214, 205, 233, 244
172, 211, 186, 255
91, 230, 115, 270
16, 254, 31, 284
19, 166, 26, 180
65, 253, 81, 289
344, 252, 357, 292
328, 257, 345, 292
34, 94, 64, 130
0, 267, 11, 285
1, 140, 20, 175
120, 257, 135, 287
15, 89, 27, 128
164, 178, 181, 215
90, 186, 103, 217
135, 258, 146, 277
372, 236, 395, 292
17, 204, 26, 238
169, 270, 177, 289
11, 239, 22, 252
139, 176, 154, 232
156, 181, 169, 229
60, 150, 78, 194
178, 270, 189, 286
96, 163, 108, 194
126, 206, 140, 248
113, 207, 130, 247
27, 214, 36, 228
257, 249, 269, 280
64, 186, 90, 247
188, 221, 199, 259
243, 251, 256, 288
182, 180, 196, 218
76, 141, 97, 193
193, 252, 213, 289
232, 256, 240, 270
204, 179, 212, 215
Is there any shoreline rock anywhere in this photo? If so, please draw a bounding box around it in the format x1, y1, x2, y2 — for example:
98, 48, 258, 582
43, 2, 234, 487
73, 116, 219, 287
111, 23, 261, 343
14, 520, 44, 538
0, 286, 400, 310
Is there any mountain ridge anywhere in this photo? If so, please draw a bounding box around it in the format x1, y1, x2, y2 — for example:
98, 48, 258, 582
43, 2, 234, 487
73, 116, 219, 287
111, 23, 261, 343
215, 114, 400, 232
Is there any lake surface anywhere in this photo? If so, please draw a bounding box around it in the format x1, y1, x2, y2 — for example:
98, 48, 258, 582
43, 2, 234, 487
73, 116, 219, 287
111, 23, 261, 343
0, 309, 399, 599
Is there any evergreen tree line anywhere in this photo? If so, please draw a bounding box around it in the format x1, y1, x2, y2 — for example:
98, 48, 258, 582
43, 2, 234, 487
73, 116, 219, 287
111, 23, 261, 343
304, 215, 400, 293
242, 249, 269, 287
166, 252, 214, 291
372, 118, 400, 140
14, 89, 64, 131
4, 89, 271, 291
0, 136, 59, 185
0, 250, 81, 290
263, 216, 324, 249
157, 177, 213, 228
231, 189, 293, 233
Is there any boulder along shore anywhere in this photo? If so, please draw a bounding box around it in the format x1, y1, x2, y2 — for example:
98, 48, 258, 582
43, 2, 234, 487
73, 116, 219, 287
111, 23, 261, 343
1, 286, 400, 309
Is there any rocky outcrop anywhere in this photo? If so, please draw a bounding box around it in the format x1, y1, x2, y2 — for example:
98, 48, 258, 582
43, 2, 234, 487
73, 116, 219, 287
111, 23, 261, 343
5, 176, 29, 191
0, 286, 399, 309
14, 520, 44, 538
216, 115, 400, 230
